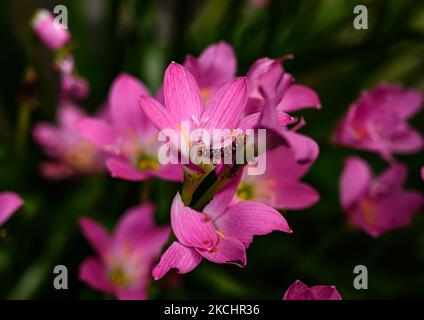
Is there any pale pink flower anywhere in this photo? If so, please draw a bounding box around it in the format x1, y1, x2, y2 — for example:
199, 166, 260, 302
31, 9, 70, 51
79, 203, 170, 300
334, 84, 423, 160
33, 103, 104, 179
340, 157, 424, 237
283, 280, 342, 300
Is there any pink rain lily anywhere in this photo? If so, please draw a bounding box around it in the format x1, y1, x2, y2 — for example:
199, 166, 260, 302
283, 280, 342, 300
79, 203, 170, 300
140, 62, 249, 162
184, 42, 237, 104
78, 73, 183, 182
334, 83, 423, 160
237, 145, 319, 210
246, 57, 321, 115
0, 192, 23, 226
340, 157, 424, 237
152, 180, 291, 280
31, 9, 70, 51
33, 103, 104, 179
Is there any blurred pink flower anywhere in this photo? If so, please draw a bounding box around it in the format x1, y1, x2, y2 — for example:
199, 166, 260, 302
238, 145, 319, 210
33, 103, 105, 180
78, 73, 183, 182
334, 84, 423, 160
246, 57, 321, 114
152, 185, 291, 280
56, 56, 89, 102
31, 9, 70, 51
79, 203, 170, 300
0, 192, 23, 226
340, 157, 424, 237
184, 42, 237, 104
283, 280, 342, 300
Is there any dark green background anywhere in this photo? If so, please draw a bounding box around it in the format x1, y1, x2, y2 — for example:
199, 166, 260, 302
0, 0, 423, 299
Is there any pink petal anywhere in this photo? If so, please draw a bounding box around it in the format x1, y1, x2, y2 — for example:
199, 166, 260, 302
360, 190, 424, 237
154, 164, 184, 182
79, 258, 114, 293
33, 123, 61, 156
109, 73, 150, 130
152, 241, 202, 280
0, 192, 23, 226
310, 286, 342, 300
197, 236, 246, 267
197, 42, 237, 88
283, 280, 314, 300
171, 193, 218, 250
278, 84, 321, 112
340, 157, 372, 210
373, 162, 407, 193
114, 203, 156, 242
79, 217, 110, 256
202, 77, 248, 130
106, 157, 151, 181
390, 129, 424, 154
238, 111, 294, 130
163, 62, 203, 123
215, 201, 292, 248
282, 131, 319, 165
139, 95, 179, 131
77, 118, 117, 149
116, 286, 147, 300
274, 181, 320, 210
58, 103, 86, 129
114, 203, 170, 260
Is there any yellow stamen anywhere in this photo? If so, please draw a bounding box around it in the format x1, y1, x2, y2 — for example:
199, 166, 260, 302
216, 230, 226, 239
178, 123, 191, 147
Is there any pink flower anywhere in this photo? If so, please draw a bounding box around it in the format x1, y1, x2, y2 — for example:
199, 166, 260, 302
31, 9, 70, 51
184, 42, 237, 104
79, 203, 170, 300
283, 280, 342, 300
139, 62, 248, 160
246, 57, 321, 114
56, 56, 89, 102
0, 192, 23, 226
237, 145, 319, 210
78, 73, 183, 182
340, 157, 424, 237
334, 84, 423, 160
33, 103, 104, 179
152, 183, 291, 280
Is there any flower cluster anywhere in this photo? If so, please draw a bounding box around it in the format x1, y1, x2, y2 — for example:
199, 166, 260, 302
20, 7, 422, 301
334, 84, 424, 236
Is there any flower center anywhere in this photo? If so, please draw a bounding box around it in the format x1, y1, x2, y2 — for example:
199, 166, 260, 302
237, 182, 255, 200
200, 87, 211, 105
360, 198, 375, 225
137, 153, 159, 171
109, 267, 130, 287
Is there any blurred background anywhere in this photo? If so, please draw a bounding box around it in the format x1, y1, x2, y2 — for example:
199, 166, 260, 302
0, 0, 423, 299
